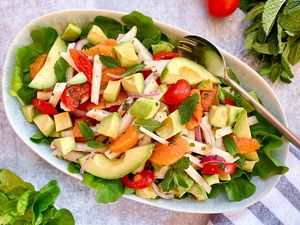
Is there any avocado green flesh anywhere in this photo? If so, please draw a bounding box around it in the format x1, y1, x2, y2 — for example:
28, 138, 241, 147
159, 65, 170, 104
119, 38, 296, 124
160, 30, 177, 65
103, 80, 121, 103
79, 144, 155, 179
188, 183, 208, 201
233, 110, 251, 138
208, 105, 228, 128
136, 186, 158, 199
87, 25, 108, 45
33, 114, 55, 136
114, 41, 139, 67
226, 105, 244, 126
97, 112, 122, 138
22, 105, 35, 122
130, 98, 160, 119
61, 23, 81, 42
122, 73, 145, 94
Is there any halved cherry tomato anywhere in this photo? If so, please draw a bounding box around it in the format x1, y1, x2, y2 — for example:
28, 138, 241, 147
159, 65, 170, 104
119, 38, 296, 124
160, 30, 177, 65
153, 52, 181, 60
140, 70, 152, 78
201, 162, 236, 175
32, 98, 58, 115
206, 0, 240, 18
69, 49, 93, 81
61, 83, 91, 111
162, 79, 191, 105
224, 97, 235, 106
121, 170, 154, 189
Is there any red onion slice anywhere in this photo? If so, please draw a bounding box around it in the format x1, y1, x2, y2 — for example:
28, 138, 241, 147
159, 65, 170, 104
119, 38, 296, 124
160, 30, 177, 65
128, 91, 160, 98
200, 155, 226, 164
80, 150, 96, 175
195, 125, 202, 142
75, 39, 88, 50
152, 183, 174, 200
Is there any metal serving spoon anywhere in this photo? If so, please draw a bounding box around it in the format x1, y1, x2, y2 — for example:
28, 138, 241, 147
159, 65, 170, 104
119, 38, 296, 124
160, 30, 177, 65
178, 35, 300, 149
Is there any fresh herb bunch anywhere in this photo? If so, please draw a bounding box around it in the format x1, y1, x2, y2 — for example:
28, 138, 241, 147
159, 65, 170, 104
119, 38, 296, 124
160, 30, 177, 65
239, 0, 300, 83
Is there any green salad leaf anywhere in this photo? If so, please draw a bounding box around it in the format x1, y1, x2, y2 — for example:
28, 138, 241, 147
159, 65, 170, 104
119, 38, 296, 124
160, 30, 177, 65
54, 57, 69, 82
67, 163, 81, 174
30, 131, 54, 144
94, 16, 124, 39
17, 86, 37, 105
178, 93, 199, 124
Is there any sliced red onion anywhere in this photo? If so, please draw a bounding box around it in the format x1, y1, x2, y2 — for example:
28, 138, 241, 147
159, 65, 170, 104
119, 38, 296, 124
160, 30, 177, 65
105, 73, 122, 79
200, 155, 226, 165
80, 150, 96, 175
152, 183, 174, 200
195, 125, 202, 142
75, 39, 88, 50
128, 91, 160, 98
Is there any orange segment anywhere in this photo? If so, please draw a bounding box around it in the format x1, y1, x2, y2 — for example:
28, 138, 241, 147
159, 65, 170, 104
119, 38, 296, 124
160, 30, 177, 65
102, 67, 127, 84
87, 91, 128, 110
186, 89, 203, 130
109, 125, 140, 153
201, 85, 218, 112
231, 135, 261, 154
149, 135, 190, 166
83, 39, 117, 57
72, 118, 93, 138
29, 54, 48, 80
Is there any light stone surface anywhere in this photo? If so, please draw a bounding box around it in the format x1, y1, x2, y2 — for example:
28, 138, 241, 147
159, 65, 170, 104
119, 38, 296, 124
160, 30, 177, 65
0, 1, 299, 225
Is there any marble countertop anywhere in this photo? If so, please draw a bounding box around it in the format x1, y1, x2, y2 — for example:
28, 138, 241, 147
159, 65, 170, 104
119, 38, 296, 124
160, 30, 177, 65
0, 1, 299, 224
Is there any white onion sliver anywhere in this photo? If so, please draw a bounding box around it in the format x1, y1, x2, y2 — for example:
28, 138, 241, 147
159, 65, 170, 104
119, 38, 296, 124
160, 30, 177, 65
195, 125, 201, 142
152, 183, 174, 199
200, 116, 217, 147
75, 39, 88, 50
105, 73, 122, 79
80, 150, 96, 175
128, 91, 160, 98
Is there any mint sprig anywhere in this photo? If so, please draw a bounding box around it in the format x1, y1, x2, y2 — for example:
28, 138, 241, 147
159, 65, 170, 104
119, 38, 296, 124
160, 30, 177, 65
178, 93, 199, 124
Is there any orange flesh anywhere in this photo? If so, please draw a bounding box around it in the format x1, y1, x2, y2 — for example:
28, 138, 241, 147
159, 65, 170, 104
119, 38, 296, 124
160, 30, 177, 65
201, 85, 218, 112
186, 89, 203, 130
83, 39, 117, 57
88, 92, 128, 110
231, 135, 261, 154
29, 54, 48, 80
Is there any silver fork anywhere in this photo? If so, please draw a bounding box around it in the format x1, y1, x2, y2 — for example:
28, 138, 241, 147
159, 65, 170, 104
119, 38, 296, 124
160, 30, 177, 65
178, 35, 300, 149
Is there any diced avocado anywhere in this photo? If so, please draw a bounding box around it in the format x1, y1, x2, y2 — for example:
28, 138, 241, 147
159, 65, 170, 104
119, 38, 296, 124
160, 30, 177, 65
130, 98, 160, 119
33, 114, 55, 136
29, 37, 67, 89
136, 186, 158, 199
151, 41, 174, 55
155, 110, 185, 139
22, 105, 35, 122
160, 57, 219, 85
219, 174, 231, 181
208, 105, 228, 128
188, 183, 208, 201
114, 41, 139, 67
170, 176, 194, 198
54, 112, 73, 132
67, 72, 87, 85
78, 144, 154, 179
87, 25, 108, 45
49, 130, 61, 138
197, 79, 213, 90
242, 160, 257, 172
103, 80, 121, 102
203, 174, 220, 186
244, 151, 259, 161
233, 110, 251, 138
52, 137, 75, 155
122, 73, 144, 94
226, 105, 244, 126
97, 112, 122, 138
61, 23, 81, 42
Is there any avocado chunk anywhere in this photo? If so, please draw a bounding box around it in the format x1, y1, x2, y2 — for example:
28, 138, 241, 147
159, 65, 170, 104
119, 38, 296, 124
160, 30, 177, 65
22, 104, 35, 122
54, 112, 73, 132
197, 79, 213, 90
136, 186, 158, 199
67, 72, 87, 85
49, 130, 61, 138
52, 137, 75, 155
188, 183, 208, 201
28, 37, 67, 89
122, 73, 145, 94
78, 144, 155, 179
160, 57, 219, 85
203, 174, 220, 186
114, 41, 139, 67
208, 105, 228, 128
242, 160, 257, 172
170, 176, 194, 198
130, 98, 160, 119
219, 173, 231, 181
244, 151, 259, 161
155, 110, 185, 139
97, 112, 121, 138
233, 110, 251, 138
249, 90, 259, 102
61, 23, 81, 42
151, 41, 174, 55
103, 80, 121, 102
33, 114, 55, 136
226, 105, 244, 126
87, 25, 108, 45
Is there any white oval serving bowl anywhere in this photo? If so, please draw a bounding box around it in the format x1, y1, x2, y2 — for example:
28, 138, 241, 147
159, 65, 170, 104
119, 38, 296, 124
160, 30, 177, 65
2, 9, 288, 214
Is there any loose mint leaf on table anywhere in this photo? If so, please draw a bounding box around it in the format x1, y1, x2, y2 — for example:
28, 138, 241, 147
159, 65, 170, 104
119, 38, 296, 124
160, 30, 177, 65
99, 54, 121, 68
78, 121, 94, 140
54, 57, 69, 82
243, 2, 265, 22
178, 93, 199, 124
278, 0, 300, 33
134, 119, 162, 132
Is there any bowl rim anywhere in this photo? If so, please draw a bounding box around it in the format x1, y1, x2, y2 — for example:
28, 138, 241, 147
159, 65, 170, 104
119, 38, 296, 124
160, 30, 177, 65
2, 9, 289, 214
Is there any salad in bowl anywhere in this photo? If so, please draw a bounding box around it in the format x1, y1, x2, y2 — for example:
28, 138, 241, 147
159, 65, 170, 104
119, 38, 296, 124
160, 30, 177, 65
8, 11, 288, 204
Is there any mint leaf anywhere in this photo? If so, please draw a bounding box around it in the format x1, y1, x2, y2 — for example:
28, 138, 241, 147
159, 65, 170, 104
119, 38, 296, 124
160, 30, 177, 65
87, 141, 107, 149
67, 163, 81, 174
243, 2, 265, 22
121, 64, 144, 78
99, 54, 121, 68
278, 0, 300, 33
54, 57, 69, 82
171, 157, 190, 170
134, 119, 162, 132
217, 85, 225, 103
78, 121, 94, 140
288, 39, 300, 65
178, 93, 199, 125
223, 135, 238, 155
30, 131, 54, 145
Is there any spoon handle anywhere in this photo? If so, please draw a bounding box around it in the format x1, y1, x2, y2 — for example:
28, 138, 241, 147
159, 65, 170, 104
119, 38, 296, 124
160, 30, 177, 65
226, 77, 300, 150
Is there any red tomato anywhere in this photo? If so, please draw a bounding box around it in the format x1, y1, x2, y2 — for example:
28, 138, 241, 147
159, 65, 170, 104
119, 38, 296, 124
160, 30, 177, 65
121, 170, 155, 189
201, 163, 236, 175
206, 0, 240, 18
107, 105, 120, 112
69, 49, 93, 81
32, 98, 58, 115
141, 70, 152, 79
163, 79, 191, 105
61, 83, 91, 111
223, 97, 235, 105
153, 52, 181, 60
168, 104, 179, 113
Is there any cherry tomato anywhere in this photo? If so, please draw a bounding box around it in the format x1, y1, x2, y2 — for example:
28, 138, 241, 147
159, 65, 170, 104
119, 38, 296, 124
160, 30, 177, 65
32, 98, 58, 115
153, 52, 181, 60
61, 83, 91, 111
201, 162, 236, 175
107, 105, 120, 112
223, 97, 235, 105
163, 79, 191, 105
168, 104, 179, 113
206, 0, 240, 18
69, 49, 93, 81
141, 70, 152, 79
121, 170, 155, 189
